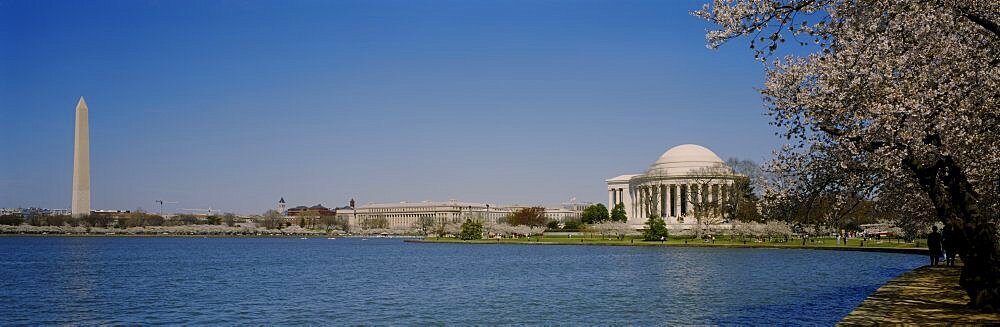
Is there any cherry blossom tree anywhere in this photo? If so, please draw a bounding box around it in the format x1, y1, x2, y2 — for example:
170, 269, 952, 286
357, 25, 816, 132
696, 0, 1000, 310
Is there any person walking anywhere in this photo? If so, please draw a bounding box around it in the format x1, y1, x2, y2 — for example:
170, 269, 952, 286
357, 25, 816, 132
943, 225, 959, 266
927, 225, 942, 266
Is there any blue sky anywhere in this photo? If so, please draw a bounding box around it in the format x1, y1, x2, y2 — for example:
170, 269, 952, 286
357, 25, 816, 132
1, 0, 782, 214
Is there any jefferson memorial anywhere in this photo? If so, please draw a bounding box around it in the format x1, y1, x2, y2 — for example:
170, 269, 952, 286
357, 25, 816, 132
607, 144, 737, 230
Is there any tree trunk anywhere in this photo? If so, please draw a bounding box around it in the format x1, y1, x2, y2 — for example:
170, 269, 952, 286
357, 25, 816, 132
906, 156, 1000, 312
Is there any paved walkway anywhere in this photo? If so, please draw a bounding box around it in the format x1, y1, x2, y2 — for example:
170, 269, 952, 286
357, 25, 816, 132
839, 264, 1000, 325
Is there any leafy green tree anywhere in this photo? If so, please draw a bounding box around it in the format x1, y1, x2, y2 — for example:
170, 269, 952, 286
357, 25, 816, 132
562, 219, 583, 231
206, 215, 222, 225
642, 214, 668, 241
81, 214, 111, 228
0, 214, 22, 226
26, 212, 44, 226
724, 159, 763, 222
546, 220, 561, 230
727, 177, 761, 222
146, 214, 165, 226
45, 214, 70, 226
506, 207, 547, 227
581, 204, 610, 224
610, 203, 627, 222
459, 219, 483, 240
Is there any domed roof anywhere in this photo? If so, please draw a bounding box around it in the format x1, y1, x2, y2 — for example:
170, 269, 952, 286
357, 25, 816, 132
646, 144, 729, 176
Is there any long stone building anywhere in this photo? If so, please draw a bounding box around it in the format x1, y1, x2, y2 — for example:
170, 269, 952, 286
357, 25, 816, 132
333, 200, 582, 229
607, 144, 738, 229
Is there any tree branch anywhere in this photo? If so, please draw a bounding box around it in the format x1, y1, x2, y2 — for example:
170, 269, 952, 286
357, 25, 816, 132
965, 12, 1000, 39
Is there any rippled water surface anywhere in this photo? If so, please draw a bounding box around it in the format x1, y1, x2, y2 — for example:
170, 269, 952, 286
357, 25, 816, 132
0, 237, 924, 325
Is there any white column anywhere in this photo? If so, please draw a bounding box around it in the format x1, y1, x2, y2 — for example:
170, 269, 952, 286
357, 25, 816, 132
696, 184, 703, 208
674, 184, 681, 217
649, 185, 663, 215
648, 186, 653, 217
639, 186, 645, 218
724, 183, 730, 204
643, 186, 649, 218
630, 187, 636, 219
660, 185, 667, 217
711, 184, 718, 216
686, 183, 694, 216
664, 184, 670, 217
665, 184, 672, 218
609, 189, 615, 209
708, 184, 714, 204
658, 185, 664, 217
673, 184, 679, 217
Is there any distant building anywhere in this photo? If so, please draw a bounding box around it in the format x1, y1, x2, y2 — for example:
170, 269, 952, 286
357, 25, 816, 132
277, 197, 287, 215
607, 144, 738, 229
20, 207, 72, 217
49, 209, 71, 216
0, 208, 23, 216
561, 201, 596, 212
336, 200, 583, 229
543, 207, 579, 222
286, 204, 336, 217
337, 200, 510, 229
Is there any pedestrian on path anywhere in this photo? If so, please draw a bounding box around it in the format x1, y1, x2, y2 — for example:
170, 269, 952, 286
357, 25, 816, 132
928, 225, 942, 266
943, 225, 958, 266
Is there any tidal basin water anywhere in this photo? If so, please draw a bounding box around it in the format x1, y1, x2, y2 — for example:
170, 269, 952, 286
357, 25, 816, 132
0, 237, 924, 325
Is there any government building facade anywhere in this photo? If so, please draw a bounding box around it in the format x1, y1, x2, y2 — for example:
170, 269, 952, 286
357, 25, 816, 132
607, 144, 738, 230
332, 200, 587, 229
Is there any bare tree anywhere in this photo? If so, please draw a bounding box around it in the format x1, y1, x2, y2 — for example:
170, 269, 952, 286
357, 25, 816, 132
687, 164, 729, 239
260, 210, 284, 230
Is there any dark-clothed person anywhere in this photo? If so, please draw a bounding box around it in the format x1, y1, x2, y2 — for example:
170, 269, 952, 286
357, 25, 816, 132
927, 225, 942, 266
943, 225, 959, 266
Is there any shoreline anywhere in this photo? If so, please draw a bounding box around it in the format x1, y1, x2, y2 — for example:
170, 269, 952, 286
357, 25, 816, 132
0, 233, 420, 238
1, 233, 928, 255
407, 238, 929, 255
839, 264, 1000, 324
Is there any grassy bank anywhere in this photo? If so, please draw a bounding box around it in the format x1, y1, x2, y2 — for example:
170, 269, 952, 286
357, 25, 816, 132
409, 235, 930, 255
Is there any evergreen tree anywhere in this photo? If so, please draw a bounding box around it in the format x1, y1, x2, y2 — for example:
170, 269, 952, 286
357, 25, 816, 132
642, 214, 668, 241
581, 204, 610, 224
726, 176, 761, 222
610, 203, 627, 222
459, 219, 483, 240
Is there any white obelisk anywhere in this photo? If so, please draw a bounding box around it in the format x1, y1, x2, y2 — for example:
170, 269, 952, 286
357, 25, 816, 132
72, 96, 90, 217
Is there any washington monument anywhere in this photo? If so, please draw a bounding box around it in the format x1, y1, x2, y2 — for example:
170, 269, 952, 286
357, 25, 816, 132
72, 96, 90, 217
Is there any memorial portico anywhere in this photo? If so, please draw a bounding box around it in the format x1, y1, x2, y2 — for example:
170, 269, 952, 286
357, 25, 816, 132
606, 144, 738, 230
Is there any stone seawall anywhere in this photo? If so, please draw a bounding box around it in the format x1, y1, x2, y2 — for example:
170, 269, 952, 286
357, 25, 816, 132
839, 264, 1000, 325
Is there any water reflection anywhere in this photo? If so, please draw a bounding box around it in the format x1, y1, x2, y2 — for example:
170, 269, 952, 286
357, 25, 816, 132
0, 237, 924, 325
